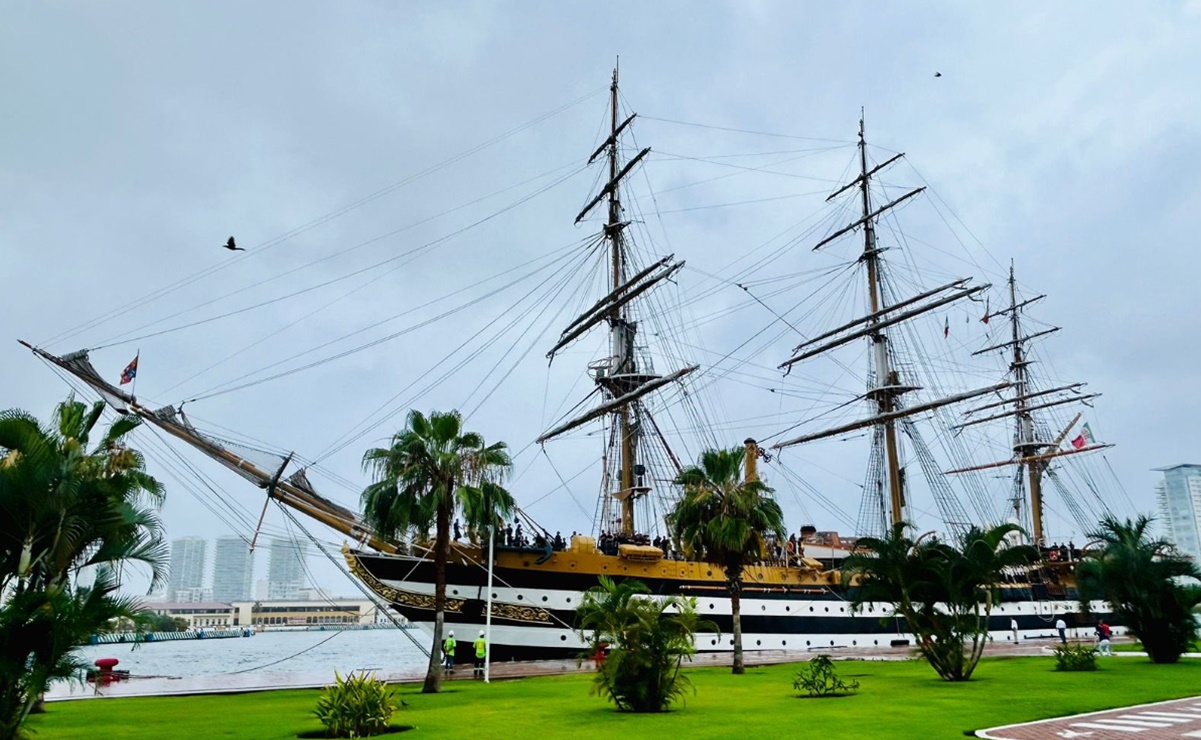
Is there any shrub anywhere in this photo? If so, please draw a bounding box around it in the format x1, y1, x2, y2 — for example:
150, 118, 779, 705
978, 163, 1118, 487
574, 577, 715, 713
1053, 643, 1099, 672
792, 655, 860, 697
314, 671, 399, 738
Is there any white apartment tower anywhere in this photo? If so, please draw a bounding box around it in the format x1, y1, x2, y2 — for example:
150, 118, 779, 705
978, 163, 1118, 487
167, 536, 207, 602
211, 535, 254, 602
1154, 464, 1201, 563
267, 537, 308, 600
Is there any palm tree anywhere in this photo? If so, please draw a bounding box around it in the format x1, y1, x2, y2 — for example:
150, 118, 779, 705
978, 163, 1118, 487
667, 446, 785, 675
574, 576, 713, 712
842, 522, 1036, 681
0, 396, 167, 737
1077, 515, 1201, 664
360, 409, 513, 694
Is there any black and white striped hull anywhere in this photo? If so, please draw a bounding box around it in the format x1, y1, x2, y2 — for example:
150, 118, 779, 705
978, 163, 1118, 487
346, 548, 1114, 663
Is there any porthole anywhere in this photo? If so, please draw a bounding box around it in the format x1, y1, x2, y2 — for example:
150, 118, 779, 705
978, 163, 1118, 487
523, 561, 530, 567
560, 635, 567, 641
806, 640, 811, 646
516, 595, 523, 601
570, 562, 576, 569
491, 593, 497, 599
809, 607, 814, 612
566, 598, 572, 604
756, 639, 761, 646
707, 570, 713, 577
785, 606, 791, 612
602, 565, 608, 571
839, 607, 845, 613
782, 640, 787, 646
852, 640, 857, 646
729, 638, 734, 646
761, 605, 766, 611
542, 596, 549, 602
452, 589, 459, 595
824, 607, 829, 612
829, 640, 834, 646
709, 604, 714, 610
711, 639, 717, 646
874, 640, 879, 645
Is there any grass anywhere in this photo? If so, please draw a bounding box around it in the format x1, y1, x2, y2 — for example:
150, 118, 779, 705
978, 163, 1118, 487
27, 657, 1201, 740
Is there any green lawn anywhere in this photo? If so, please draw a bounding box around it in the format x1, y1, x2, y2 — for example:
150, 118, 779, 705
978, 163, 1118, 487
28, 657, 1201, 740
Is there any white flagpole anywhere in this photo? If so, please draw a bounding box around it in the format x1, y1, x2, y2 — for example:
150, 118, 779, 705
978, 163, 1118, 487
484, 525, 494, 683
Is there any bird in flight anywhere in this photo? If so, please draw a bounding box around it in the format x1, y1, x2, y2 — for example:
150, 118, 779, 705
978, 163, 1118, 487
934, 72, 942, 78
223, 236, 244, 251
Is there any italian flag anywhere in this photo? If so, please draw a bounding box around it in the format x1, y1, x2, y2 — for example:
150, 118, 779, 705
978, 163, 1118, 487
1070, 422, 1095, 450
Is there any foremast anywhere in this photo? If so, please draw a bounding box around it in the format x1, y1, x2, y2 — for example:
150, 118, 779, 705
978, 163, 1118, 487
774, 117, 1006, 535
539, 67, 696, 536
947, 263, 1111, 544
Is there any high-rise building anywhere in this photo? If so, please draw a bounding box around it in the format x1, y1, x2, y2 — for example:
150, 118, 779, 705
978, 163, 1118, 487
1154, 464, 1201, 563
167, 536, 207, 602
211, 535, 254, 602
267, 537, 308, 600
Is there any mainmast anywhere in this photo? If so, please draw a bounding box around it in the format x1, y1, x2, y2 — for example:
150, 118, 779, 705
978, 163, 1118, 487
774, 116, 1006, 537
856, 117, 907, 528
540, 67, 696, 537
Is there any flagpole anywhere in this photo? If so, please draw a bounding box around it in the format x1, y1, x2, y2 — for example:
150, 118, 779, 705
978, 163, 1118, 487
484, 525, 494, 683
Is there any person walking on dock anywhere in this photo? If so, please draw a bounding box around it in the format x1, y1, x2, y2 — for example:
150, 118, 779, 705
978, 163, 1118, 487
474, 631, 487, 678
443, 631, 457, 673
1055, 616, 1067, 645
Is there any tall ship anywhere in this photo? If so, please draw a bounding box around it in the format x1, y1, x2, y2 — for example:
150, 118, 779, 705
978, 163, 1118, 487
21, 71, 1124, 660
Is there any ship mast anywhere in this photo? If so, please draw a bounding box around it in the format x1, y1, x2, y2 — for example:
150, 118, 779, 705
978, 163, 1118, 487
539, 67, 696, 536
946, 263, 1111, 544
774, 116, 1009, 537
606, 67, 639, 535
856, 116, 907, 528
1006, 264, 1046, 542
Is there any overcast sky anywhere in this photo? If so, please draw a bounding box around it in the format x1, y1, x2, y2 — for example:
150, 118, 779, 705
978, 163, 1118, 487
3, 2, 1200, 596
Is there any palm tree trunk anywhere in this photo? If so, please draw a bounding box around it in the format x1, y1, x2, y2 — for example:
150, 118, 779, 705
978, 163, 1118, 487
728, 566, 744, 675
422, 494, 452, 694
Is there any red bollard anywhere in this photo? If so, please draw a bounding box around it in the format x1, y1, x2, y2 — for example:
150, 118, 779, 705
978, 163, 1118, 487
94, 658, 120, 686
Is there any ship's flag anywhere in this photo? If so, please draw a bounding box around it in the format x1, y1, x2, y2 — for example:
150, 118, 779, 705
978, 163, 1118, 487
119, 355, 139, 385
944, 316, 950, 338
1070, 422, 1095, 450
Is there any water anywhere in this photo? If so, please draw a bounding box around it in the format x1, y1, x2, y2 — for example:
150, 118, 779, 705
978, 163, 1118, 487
60, 629, 430, 695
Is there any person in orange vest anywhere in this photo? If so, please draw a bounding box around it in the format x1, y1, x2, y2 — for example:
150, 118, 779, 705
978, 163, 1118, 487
473, 631, 487, 678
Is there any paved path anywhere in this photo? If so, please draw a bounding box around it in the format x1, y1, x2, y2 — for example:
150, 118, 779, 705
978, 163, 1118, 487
977, 697, 1201, 739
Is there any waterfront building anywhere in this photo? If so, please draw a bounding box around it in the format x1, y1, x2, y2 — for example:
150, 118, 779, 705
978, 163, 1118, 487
1154, 464, 1201, 563
167, 536, 207, 602
267, 537, 308, 600
232, 599, 381, 628
212, 535, 254, 602
146, 601, 237, 628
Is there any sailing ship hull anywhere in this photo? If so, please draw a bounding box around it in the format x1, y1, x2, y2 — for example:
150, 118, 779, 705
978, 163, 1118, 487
345, 546, 1116, 662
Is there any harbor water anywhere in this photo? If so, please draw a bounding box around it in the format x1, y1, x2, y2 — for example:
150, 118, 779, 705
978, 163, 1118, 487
52, 629, 431, 698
